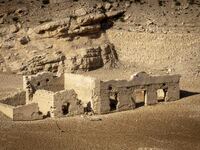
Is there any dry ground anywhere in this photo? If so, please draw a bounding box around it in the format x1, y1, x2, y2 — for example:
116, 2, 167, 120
0, 73, 200, 150
0, 0, 200, 149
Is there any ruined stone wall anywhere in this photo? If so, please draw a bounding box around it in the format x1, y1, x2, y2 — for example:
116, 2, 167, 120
32, 90, 54, 116
64, 73, 98, 107
0, 90, 26, 106
13, 103, 42, 121
23, 72, 64, 101
32, 89, 84, 118
23, 72, 54, 91
53, 90, 84, 117
0, 102, 42, 121
93, 72, 181, 114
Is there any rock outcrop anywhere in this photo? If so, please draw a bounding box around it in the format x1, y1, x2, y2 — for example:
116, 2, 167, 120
29, 10, 125, 39
20, 52, 65, 75
65, 43, 118, 72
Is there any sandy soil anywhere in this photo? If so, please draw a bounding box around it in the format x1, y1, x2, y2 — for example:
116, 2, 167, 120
0, 93, 200, 150
0, 73, 200, 150
0, 0, 200, 149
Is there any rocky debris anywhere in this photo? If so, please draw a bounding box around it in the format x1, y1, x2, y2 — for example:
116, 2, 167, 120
49, 0, 65, 4
30, 10, 125, 38
65, 46, 103, 72
68, 24, 101, 35
105, 10, 125, 18
42, 0, 50, 4
76, 13, 106, 26
20, 52, 65, 74
0, 54, 7, 72
100, 43, 118, 68
1, 34, 16, 49
104, 2, 112, 10
19, 36, 30, 45
15, 7, 29, 16
9, 24, 20, 33
65, 43, 118, 72
74, 8, 87, 16
33, 17, 71, 34
0, 13, 6, 24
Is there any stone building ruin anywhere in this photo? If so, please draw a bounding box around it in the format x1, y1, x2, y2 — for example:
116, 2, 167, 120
65, 72, 181, 114
0, 71, 181, 121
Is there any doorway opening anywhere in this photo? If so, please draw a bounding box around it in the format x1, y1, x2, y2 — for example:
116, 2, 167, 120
157, 89, 166, 102
109, 92, 118, 111
134, 89, 146, 108
62, 102, 70, 115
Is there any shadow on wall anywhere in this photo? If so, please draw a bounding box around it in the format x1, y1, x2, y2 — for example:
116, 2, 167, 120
180, 90, 200, 99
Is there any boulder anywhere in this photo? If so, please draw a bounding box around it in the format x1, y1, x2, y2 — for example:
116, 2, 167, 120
34, 18, 70, 34
75, 8, 87, 16
69, 24, 101, 35
76, 13, 106, 26
105, 10, 125, 18
19, 36, 30, 45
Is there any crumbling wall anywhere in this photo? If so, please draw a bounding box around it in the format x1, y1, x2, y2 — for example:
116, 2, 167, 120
32, 89, 84, 118
0, 102, 42, 121
13, 103, 43, 121
64, 72, 180, 114
32, 90, 54, 116
52, 90, 84, 117
0, 90, 26, 106
23, 72, 64, 101
64, 73, 98, 107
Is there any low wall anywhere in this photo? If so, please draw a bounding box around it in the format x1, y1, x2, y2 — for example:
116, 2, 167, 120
13, 103, 42, 121
0, 102, 42, 121
0, 103, 14, 118
0, 90, 26, 106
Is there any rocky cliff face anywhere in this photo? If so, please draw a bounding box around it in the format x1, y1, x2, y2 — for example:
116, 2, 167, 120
0, 0, 199, 76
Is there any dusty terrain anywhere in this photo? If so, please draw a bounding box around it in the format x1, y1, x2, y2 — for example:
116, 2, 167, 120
0, 0, 200, 149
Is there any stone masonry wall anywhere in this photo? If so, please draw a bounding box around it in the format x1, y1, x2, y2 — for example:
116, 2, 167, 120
64, 72, 180, 114
0, 90, 26, 106
52, 90, 84, 117
64, 73, 98, 107
23, 72, 64, 102
13, 103, 43, 121
32, 90, 54, 116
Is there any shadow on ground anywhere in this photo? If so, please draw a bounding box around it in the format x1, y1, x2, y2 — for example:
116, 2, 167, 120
180, 90, 200, 99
